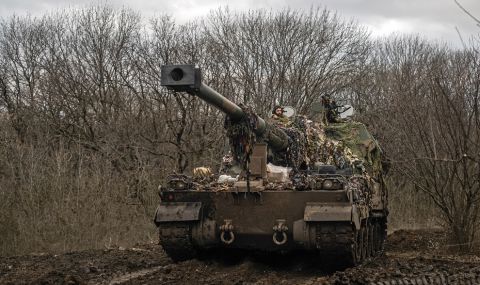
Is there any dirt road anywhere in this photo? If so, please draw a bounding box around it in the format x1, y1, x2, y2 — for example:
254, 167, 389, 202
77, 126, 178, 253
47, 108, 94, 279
1, 230, 479, 285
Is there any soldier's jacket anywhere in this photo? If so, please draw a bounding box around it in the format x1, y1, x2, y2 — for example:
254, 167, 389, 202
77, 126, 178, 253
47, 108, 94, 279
270, 114, 291, 127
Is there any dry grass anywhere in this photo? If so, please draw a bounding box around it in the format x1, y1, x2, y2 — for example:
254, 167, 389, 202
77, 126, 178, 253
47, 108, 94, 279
0, 136, 439, 256
0, 126, 160, 256
388, 182, 440, 232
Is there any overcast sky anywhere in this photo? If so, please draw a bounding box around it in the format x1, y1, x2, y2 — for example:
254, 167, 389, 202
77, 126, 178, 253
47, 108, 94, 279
1, 0, 479, 48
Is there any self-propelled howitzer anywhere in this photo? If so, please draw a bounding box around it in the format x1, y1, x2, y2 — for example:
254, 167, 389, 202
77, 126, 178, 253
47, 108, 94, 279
155, 64, 389, 266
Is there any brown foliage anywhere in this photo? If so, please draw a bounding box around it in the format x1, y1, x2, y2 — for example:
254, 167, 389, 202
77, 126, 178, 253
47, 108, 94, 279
0, 5, 369, 255
1, 4, 478, 255
356, 36, 480, 250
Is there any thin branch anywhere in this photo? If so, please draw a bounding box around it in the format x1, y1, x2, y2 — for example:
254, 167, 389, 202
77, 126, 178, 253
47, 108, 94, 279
454, 26, 468, 50
454, 0, 480, 27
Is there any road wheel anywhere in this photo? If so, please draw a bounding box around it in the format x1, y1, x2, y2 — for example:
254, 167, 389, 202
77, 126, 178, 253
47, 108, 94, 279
360, 226, 367, 261
372, 222, 380, 253
352, 227, 363, 265
367, 222, 374, 258
353, 226, 365, 265
381, 220, 387, 251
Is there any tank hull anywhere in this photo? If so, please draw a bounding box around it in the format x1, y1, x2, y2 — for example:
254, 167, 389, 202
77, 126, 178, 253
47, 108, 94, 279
155, 189, 387, 263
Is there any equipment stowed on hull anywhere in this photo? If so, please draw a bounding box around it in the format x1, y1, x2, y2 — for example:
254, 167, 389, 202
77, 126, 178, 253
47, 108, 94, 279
154, 64, 389, 266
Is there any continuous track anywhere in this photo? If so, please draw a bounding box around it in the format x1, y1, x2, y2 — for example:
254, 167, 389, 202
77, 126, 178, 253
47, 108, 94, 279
158, 222, 196, 262
314, 218, 387, 266
158, 218, 387, 267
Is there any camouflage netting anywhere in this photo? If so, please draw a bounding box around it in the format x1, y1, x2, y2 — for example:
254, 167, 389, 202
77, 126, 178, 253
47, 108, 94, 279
275, 126, 306, 171
275, 118, 384, 179
167, 117, 385, 192
285, 117, 356, 170
224, 104, 384, 180
324, 122, 384, 176
224, 105, 258, 170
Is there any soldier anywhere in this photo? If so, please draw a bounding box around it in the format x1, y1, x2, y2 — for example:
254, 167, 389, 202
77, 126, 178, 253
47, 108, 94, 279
270, 105, 290, 126
219, 152, 242, 176
219, 152, 233, 173
321, 95, 342, 123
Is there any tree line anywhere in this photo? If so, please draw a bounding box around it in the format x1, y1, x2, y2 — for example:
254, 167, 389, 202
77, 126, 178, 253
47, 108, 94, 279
0, 5, 478, 255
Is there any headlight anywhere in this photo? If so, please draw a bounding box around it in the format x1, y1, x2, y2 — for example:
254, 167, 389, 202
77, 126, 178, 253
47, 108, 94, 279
323, 179, 333, 189
175, 181, 186, 190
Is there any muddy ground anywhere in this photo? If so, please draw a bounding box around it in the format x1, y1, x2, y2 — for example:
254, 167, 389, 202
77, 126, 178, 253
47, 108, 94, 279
1, 230, 480, 285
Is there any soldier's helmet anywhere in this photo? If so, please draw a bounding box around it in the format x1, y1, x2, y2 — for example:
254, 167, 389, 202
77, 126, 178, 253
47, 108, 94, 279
222, 153, 233, 164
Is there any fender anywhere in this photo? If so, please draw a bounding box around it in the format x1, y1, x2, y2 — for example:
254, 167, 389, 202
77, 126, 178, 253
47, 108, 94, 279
154, 202, 202, 225
303, 202, 363, 230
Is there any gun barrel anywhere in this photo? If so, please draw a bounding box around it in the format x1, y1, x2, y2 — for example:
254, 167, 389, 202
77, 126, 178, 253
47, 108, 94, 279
196, 84, 246, 122
161, 65, 287, 151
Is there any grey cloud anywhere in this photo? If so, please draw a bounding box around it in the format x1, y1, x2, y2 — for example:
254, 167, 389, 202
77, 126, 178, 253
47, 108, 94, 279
0, 0, 478, 47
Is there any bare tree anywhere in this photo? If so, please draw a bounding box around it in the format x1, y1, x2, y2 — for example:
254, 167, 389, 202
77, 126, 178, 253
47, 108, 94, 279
203, 8, 370, 115
6, 5, 456, 256
356, 35, 480, 250
455, 0, 480, 27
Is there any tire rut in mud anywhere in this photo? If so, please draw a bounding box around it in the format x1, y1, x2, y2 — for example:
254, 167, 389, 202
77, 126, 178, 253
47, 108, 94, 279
1, 229, 479, 285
